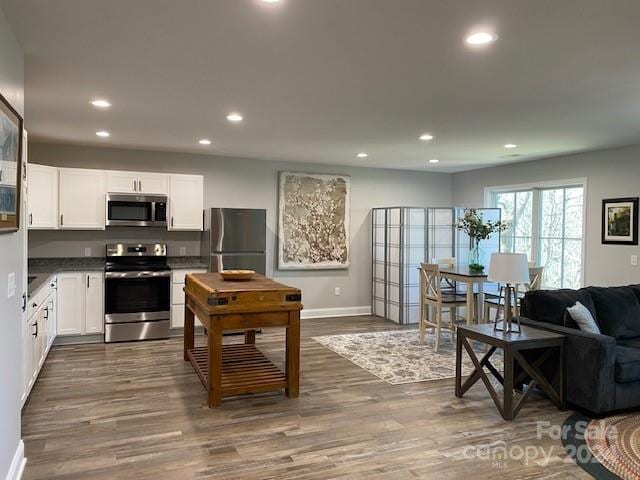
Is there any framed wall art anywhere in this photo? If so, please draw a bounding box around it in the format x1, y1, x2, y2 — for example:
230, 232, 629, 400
278, 171, 350, 270
602, 197, 638, 245
0, 91, 23, 233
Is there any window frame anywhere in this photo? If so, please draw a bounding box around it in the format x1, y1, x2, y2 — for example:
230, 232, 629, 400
484, 178, 588, 288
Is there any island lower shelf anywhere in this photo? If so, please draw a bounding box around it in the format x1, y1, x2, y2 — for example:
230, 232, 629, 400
186, 344, 287, 396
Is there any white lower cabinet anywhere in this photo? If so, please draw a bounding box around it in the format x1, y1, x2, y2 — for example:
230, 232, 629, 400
57, 272, 104, 336
170, 268, 207, 328
23, 277, 57, 405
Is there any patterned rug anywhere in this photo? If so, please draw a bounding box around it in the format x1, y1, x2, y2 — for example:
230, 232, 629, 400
312, 329, 503, 385
585, 415, 640, 479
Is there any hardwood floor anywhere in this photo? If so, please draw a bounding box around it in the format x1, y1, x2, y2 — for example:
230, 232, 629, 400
22, 316, 589, 479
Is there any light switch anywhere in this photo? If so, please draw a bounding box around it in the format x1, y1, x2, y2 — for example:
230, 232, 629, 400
632, 255, 638, 267
334, 287, 341, 296
7, 272, 15, 298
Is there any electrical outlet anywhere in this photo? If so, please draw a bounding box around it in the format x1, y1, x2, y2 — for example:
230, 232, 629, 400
632, 255, 638, 267
334, 287, 341, 296
180, 247, 187, 256
7, 272, 15, 298
84, 247, 92, 257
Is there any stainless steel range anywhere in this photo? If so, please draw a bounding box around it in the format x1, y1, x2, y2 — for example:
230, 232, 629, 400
104, 243, 171, 343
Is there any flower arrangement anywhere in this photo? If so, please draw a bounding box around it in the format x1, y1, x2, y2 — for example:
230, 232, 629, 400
456, 209, 509, 271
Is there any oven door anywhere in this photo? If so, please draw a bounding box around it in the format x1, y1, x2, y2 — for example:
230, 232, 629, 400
104, 271, 170, 323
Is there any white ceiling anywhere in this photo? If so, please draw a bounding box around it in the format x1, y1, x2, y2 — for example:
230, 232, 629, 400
3, 0, 640, 173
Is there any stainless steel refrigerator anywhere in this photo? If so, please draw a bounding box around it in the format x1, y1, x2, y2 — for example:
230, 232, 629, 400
201, 208, 267, 274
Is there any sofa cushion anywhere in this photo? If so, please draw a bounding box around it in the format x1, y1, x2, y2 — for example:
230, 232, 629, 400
585, 287, 640, 340
521, 289, 597, 328
615, 346, 640, 383
630, 284, 640, 305
617, 338, 640, 349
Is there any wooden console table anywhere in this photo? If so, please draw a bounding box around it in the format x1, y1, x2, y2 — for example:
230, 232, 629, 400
183, 273, 302, 407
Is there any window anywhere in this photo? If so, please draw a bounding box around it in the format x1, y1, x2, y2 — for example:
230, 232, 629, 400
494, 190, 533, 259
487, 181, 585, 289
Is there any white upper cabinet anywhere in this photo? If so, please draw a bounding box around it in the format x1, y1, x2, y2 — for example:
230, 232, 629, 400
168, 174, 204, 231
106, 171, 167, 195
137, 172, 168, 194
58, 168, 106, 229
27, 163, 59, 229
106, 171, 138, 194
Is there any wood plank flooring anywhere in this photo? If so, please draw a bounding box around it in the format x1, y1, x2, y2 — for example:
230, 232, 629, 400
21, 316, 590, 479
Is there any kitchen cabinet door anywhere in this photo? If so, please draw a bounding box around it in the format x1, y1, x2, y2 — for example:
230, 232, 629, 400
106, 171, 138, 194
57, 273, 84, 335
137, 173, 168, 194
168, 174, 204, 231
27, 164, 59, 229
84, 273, 104, 334
58, 168, 106, 229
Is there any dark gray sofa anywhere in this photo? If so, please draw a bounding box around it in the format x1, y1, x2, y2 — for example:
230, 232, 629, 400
518, 284, 640, 416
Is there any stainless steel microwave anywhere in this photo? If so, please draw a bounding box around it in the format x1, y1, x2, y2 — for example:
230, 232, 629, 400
106, 194, 168, 227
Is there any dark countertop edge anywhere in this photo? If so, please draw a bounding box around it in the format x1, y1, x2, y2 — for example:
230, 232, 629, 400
28, 257, 207, 297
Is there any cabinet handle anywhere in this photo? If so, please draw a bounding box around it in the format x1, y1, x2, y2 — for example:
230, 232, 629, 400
60, 214, 64, 226
29, 213, 33, 225
138, 180, 142, 191
133, 179, 137, 191
171, 216, 174, 228
44, 307, 49, 320
87, 275, 90, 288
22, 293, 27, 312
32, 321, 38, 338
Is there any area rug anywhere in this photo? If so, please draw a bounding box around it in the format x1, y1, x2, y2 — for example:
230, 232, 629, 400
584, 415, 640, 479
312, 329, 503, 385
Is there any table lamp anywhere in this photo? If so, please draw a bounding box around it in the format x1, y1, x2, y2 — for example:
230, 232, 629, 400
488, 253, 530, 334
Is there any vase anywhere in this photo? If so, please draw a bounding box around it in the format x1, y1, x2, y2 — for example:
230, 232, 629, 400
468, 240, 483, 271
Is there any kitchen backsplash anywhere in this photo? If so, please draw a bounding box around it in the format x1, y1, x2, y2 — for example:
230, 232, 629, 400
28, 229, 201, 258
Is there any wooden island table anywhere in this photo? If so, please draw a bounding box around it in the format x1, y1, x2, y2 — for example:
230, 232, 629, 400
183, 273, 303, 407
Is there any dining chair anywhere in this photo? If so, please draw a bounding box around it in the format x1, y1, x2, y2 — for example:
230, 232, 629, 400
432, 257, 467, 294
419, 263, 467, 352
483, 266, 544, 323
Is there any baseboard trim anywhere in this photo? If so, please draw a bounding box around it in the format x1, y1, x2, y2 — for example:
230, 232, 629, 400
301, 306, 372, 319
6, 440, 25, 480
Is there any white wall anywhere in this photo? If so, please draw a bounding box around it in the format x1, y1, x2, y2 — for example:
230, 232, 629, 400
0, 5, 25, 480
453, 144, 640, 287
29, 142, 453, 311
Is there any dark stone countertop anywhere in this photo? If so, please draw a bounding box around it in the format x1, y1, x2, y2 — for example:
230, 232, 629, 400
28, 258, 107, 298
27, 257, 207, 297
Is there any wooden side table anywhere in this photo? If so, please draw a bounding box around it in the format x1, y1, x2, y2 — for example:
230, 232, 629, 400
183, 273, 302, 408
455, 324, 566, 421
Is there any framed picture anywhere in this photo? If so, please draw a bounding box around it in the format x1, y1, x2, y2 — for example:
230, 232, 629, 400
0, 91, 23, 233
602, 197, 638, 245
278, 171, 351, 270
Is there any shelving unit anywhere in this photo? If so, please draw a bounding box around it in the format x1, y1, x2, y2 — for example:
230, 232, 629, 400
372, 207, 501, 325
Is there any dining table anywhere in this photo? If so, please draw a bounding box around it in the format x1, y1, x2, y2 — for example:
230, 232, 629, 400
439, 264, 489, 325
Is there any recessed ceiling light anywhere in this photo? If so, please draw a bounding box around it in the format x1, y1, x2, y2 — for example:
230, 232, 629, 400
90, 99, 111, 108
96, 130, 110, 137
465, 32, 498, 46
428, 159, 440, 164
262, 0, 281, 3
198, 139, 212, 145
504, 144, 518, 149
357, 152, 368, 158
419, 133, 434, 141
227, 113, 243, 123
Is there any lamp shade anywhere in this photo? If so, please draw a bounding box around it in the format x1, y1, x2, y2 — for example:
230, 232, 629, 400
487, 253, 530, 284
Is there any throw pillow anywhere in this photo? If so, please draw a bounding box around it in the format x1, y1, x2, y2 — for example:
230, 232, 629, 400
567, 301, 600, 334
